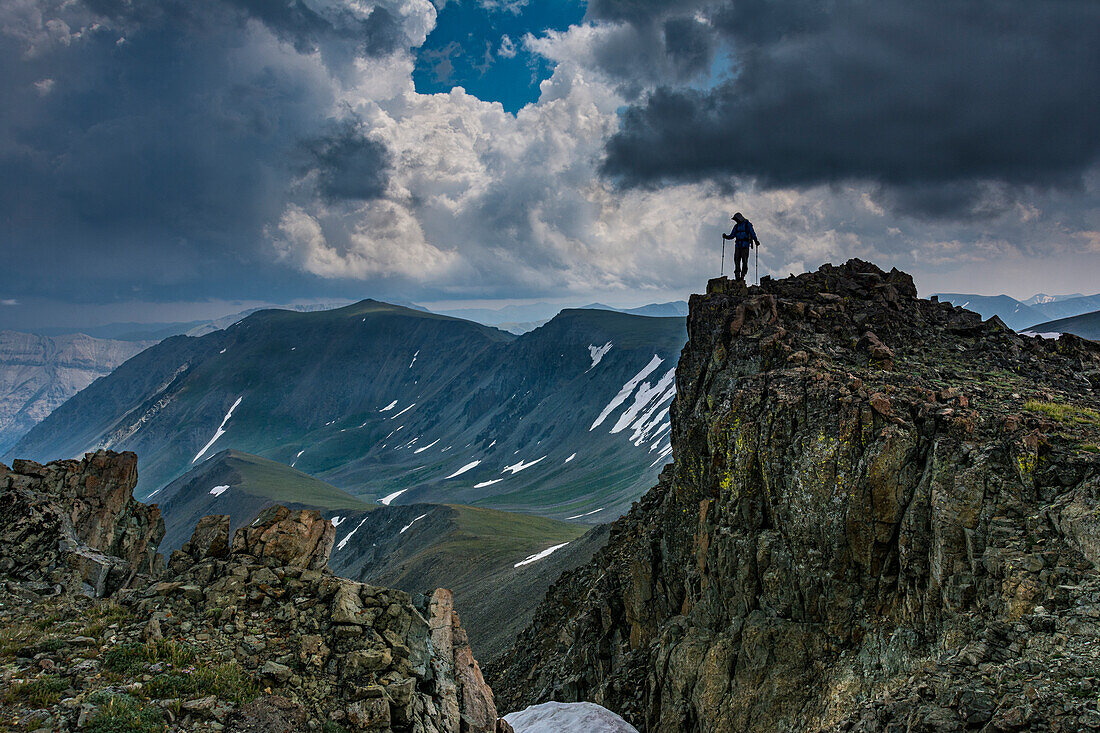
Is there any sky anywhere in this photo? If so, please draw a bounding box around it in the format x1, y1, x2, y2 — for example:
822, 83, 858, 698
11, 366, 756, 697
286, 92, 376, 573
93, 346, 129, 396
1, 0, 1098, 330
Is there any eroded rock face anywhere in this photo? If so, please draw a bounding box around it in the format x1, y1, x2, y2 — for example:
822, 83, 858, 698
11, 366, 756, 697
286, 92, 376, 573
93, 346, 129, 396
491, 260, 1100, 732
0, 450, 163, 596
182, 513, 231, 560
428, 588, 502, 733
230, 505, 335, 570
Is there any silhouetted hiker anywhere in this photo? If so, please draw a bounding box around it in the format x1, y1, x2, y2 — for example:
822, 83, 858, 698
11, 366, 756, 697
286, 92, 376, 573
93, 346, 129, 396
723, 212, 759, 282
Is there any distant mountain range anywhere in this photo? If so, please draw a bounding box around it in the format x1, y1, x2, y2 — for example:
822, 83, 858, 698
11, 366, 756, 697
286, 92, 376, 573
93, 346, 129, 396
1026, 309, 1100, 341
934, 291, 1100, 331
8, 300, 687, 522
0, 331, 154, 455
433, 300, 689, 334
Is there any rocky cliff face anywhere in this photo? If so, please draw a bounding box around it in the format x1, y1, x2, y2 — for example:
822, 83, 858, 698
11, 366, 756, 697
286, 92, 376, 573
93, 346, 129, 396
490, 260, 1100, 732
0, 450, 163, 597
1, 451, 512, 733
0, 330, 152, 456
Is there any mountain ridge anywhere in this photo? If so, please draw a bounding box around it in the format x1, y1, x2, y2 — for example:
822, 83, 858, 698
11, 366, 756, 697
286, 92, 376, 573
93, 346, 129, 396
7, 299, 685, 522
1025, 308, 1100, 341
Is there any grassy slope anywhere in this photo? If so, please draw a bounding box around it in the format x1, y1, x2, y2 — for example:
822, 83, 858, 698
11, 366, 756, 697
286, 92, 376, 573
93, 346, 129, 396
223, 450, 369, 511
343, 503, 592, 660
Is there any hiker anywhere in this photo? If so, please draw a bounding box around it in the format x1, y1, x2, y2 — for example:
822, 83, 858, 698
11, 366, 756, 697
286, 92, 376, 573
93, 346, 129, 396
722, 212, 760, 282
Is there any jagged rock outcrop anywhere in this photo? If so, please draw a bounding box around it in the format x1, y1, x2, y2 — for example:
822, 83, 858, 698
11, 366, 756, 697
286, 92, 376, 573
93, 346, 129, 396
0, 450, 163, 596
229, 504, 336, 570
146, 507, 509, 732
0, 458, 511, 732
491, 260, 1100, 732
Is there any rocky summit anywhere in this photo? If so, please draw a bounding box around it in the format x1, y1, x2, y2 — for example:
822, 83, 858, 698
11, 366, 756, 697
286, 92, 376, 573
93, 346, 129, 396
490, 260, 1100, 732
1, 451, 513, 733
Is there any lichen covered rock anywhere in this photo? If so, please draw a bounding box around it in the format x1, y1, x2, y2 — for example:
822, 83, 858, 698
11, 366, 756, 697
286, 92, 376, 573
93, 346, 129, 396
491, 260, 1100, 732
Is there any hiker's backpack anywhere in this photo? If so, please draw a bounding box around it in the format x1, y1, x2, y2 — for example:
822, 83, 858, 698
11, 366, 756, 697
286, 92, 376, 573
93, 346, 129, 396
733, 220, 753, 244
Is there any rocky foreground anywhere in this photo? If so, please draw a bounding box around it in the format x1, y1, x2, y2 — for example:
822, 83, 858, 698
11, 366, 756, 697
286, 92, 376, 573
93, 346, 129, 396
1, 451, 512, 733
490, 260, 1100, 731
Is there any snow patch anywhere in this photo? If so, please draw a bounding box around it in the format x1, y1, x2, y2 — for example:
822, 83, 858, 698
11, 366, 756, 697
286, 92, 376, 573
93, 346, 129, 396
505, 701, 639, 733
647, 423, 671, 450
445, 460, 481, 479
590, 355, 663, 431
474, 478, 504, 488
192, 396, 243, 463
587, 341, 612, 369
633, 393, 674, 444
380, 488, 408, 506
1021, 331, 1062, 340
502, 456, 546, 474
611, 368, 676, 434
414, 438, 440, 454
380, 400, 398, 412
400, 513, 428, 534
409, 350, 419, 368
391, 403, 416, 419
564, 453, 576, 463
291, 449, 305, 467
209, 485, 229, 497
336, 516, 369, 551
514, 542, 570, 568
566, 507, 603, 520
650, 443, 673, 467
330, 516, 346, 527
147, 488, 161, 498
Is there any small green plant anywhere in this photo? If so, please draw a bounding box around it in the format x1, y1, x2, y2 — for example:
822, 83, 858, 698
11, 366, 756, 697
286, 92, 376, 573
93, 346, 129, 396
17, 637, 65, 657
322, 722, 351, 733
83, 602, 131, 626
4, 675, 68, 707
1024, 400, 1100, 426
32, 613, 64, 632
84, 692, 165, 733
0, 621, 37, 659
144, 662, 260, 705
103, 640, 198, 675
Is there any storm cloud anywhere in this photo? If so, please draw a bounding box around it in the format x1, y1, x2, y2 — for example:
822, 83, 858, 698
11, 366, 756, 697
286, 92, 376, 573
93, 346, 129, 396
598, 0, 1100, 217
0, 0, 421, 303
1, 0, 1099, 329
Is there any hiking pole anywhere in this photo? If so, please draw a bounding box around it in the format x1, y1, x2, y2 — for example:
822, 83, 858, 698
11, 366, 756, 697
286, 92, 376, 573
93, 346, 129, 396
755, 244, 759, 285
721, 237, 725, 276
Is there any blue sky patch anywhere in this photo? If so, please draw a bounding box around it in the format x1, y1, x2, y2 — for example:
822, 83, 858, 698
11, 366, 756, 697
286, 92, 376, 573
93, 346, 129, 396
413, 0, 586, 113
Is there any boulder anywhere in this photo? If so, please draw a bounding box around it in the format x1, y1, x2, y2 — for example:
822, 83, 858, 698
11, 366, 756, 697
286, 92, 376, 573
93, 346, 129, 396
231, 505, 335, 569
182, 514, 231, 560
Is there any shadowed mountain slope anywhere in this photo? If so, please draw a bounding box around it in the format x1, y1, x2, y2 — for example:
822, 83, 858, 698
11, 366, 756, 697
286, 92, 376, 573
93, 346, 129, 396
9, 301, 686, 521
1026, 308, 1100, 341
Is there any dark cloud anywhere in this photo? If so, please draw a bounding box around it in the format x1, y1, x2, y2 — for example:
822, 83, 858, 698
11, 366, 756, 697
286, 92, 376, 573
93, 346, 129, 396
585, 0, 711, 25
0, 0, 399, 303
302, 121, 392, 202
599, 0, 1100, 217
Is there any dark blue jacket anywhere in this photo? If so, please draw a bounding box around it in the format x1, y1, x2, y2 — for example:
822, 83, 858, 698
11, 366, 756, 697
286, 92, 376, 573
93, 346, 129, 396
725, 220, 758, 247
